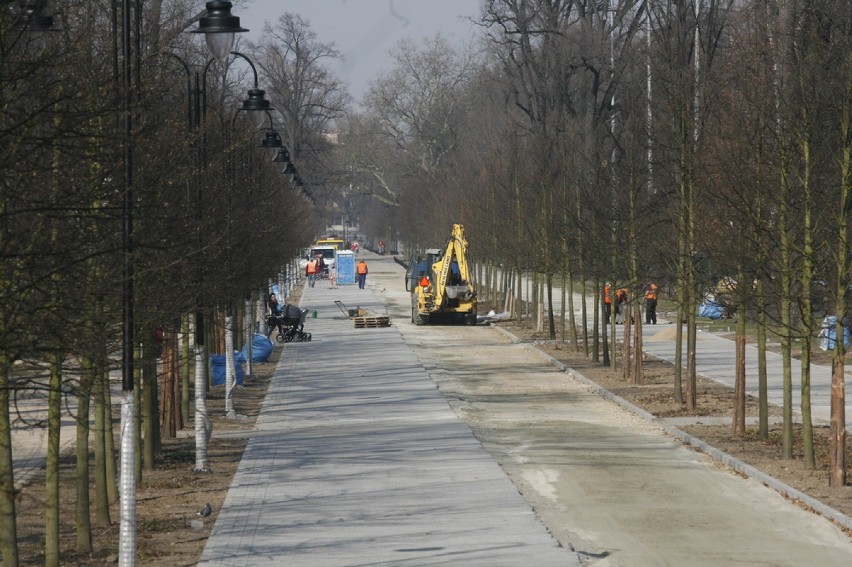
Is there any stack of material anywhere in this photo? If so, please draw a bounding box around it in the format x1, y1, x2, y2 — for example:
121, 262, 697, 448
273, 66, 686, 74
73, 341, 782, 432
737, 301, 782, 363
353, 316, 390, 328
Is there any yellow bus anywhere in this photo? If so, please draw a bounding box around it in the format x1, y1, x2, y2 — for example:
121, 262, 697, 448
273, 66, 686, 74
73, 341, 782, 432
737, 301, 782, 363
316, 237, 344, 250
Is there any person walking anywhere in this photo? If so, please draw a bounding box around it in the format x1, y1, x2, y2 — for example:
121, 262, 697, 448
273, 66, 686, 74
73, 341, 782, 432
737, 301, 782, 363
603, 282, 613, 323
357, 259, 368, 289
645, 281, 658, 324
615, 287, 629, 324
305, 257, 318, 287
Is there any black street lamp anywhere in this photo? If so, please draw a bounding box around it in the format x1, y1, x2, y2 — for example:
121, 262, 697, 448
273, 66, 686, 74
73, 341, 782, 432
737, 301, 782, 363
260, 129, 284, 158
189, 1, 248, 63
241, 87, 272, 129
272, 146, 291, 167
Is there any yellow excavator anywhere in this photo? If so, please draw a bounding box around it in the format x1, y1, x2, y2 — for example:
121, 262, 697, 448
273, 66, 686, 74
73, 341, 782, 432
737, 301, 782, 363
407, 224, 477, 325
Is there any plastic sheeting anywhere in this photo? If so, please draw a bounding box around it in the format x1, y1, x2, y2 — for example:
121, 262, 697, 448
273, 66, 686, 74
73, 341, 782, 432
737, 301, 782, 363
242, 333, 275, 362
698, 300, 724, 319
211, 352, 245, 385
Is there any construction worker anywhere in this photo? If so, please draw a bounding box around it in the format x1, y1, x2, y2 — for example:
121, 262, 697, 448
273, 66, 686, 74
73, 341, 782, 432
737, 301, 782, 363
603, 282, 612, 323
645, 281, 658, 324
305, 257, 318, 287
615, 287, 628, 324
357, 259, 368, 289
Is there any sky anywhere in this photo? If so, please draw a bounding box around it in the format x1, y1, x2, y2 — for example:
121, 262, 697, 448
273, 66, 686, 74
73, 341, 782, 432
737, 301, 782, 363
237, 0, 483, 105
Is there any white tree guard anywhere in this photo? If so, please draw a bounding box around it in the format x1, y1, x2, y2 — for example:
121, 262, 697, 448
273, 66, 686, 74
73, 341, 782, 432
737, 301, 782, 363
225, 315, 235, 417
194, 344, 211, 472
118, 391, 137, 567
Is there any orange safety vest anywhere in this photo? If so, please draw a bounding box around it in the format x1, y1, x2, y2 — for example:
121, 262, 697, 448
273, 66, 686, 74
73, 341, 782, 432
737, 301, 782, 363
357, 262, 368, 275
604, 284, 612, 304
645, 284, 657, 300
616, 288, 628, 303
306, 260, 317, 274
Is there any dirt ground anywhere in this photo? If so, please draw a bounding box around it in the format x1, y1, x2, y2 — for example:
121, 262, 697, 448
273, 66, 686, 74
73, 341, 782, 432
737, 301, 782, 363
12, 313, 852, 565
13, 348, 276, 566
506, 322, 852, 536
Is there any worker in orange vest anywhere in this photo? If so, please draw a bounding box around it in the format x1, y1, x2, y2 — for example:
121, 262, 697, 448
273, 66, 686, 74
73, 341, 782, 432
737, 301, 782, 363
305, 257, 318, 288
603, 282, 612, 323
357, 259, 368, 289
645, 281, 658, 324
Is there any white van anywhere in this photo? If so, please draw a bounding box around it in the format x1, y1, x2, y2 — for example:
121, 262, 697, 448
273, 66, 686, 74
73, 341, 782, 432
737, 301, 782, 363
308, 245, 337, 275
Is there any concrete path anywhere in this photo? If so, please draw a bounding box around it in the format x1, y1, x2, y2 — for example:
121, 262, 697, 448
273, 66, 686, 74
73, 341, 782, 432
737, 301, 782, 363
198, 270, 578, 566
200, 254, 852, 566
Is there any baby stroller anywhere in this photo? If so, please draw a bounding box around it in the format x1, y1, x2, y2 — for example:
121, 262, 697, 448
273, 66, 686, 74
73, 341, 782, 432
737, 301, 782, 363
267, 304, 312, 343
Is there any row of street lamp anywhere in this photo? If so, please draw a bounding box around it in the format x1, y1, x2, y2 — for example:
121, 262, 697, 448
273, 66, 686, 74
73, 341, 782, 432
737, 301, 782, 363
10, 2, 292, 566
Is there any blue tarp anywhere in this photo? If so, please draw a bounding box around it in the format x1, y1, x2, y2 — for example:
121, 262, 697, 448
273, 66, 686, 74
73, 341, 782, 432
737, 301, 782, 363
241, 333, 275, 363
698, 301, 724, 319
210, 352, 245, 386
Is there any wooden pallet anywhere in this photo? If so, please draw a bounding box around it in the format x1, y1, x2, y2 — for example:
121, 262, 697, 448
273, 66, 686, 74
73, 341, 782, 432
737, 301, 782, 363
353, 316, 390, 328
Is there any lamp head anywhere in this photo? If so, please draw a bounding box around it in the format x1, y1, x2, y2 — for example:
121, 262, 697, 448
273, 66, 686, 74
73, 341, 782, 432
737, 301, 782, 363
272, 147, 291, 164
190, 2, 248, 63
261, 130, 283, 158
241, 88, 272, 129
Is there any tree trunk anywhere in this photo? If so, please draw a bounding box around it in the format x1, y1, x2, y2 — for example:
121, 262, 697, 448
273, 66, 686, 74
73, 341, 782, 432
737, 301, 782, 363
622, 304, 631, 381
733, 310, 746, 436
102, 366, 118, 505
142, 343, 158, 470
779, 169, 794, 459
567, 272, 579, 350
829, 63, 851, 486
75, 358, 93, 553
633, 304, 644, 385
44, 353, 62, 567
159, 333, 179, 439
829, 357, 847, 486
93, 360, 111, 527
181, 315, 191, 425
547, 272, 556, 339
756, 278, 769, 440
798, 133, 815, 469
0, 356, 19, 566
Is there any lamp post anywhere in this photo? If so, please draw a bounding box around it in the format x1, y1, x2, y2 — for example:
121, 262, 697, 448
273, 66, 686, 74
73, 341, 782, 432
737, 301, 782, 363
117, 0, 137, 564
114, 3, 252, 566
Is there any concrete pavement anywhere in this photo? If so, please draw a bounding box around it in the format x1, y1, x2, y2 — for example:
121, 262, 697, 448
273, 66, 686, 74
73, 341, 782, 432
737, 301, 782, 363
198, 270, 579, 566
199, 254, 852, 566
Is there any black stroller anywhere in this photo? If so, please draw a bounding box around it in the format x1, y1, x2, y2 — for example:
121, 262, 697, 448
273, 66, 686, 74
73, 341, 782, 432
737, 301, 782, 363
267, 304, 312, 343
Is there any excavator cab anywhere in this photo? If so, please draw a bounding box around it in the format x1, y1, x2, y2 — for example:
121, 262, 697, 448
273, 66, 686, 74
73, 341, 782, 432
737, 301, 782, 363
405, 250, 440, 292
